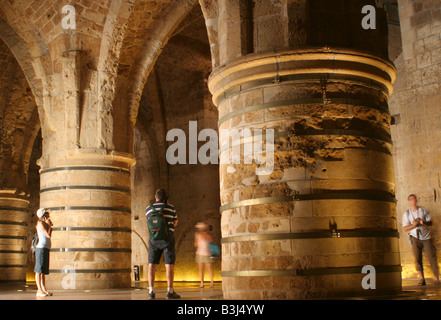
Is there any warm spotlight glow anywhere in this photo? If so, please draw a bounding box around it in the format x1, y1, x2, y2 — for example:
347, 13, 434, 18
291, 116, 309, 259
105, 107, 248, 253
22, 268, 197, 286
26, 272, 35, 282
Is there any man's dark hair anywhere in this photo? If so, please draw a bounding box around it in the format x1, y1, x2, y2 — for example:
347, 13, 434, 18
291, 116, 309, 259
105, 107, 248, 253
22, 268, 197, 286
408, 194, 417, 200
155, 189, 168, 202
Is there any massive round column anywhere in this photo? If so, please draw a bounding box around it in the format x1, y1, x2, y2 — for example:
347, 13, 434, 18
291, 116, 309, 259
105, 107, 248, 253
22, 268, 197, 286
0, 190, 28, 283
39, 150, 135, 289
209, 49, 400, 299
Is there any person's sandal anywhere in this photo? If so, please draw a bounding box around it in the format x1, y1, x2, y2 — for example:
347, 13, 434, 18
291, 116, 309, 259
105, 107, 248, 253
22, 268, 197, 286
36, 292, 47, 297
418, 279, 426, 286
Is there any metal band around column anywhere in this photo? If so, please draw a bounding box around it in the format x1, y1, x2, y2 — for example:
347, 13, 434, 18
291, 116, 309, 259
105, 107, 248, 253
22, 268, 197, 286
220, 193, 397, 213
49, 268, 132, 274
0, 207, 28, 212
218, 98, 390, 127
50, 248, 131, 253
0, 250, 27, 254
0, 265, 27, 268
0, 221, 27, 227
221, 265, 402, 277
40, 166, 130, 175
221, 229, 399, 243
45, 206, 131, 213
52, 227, 131, 233
40, 186, 130, 194
0, 235, 27, 240
216, 74, 390, 106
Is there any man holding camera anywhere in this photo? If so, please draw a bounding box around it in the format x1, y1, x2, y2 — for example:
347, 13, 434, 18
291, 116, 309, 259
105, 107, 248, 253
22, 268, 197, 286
402, 194, 440, 286
34, 208, 53, 297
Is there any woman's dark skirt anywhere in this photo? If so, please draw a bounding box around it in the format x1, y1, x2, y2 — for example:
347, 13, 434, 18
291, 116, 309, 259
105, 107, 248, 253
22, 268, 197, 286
34, 248, 50, 275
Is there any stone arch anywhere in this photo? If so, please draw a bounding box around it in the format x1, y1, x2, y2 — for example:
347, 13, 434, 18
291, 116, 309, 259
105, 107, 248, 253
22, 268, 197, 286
0, 37, 41, 194
124, 0, 199, 122
104, 0, 199, 151
0, 16, 47, 133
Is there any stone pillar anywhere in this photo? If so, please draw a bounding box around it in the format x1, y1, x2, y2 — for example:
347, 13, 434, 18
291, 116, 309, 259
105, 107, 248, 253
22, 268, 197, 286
0, 190, 29, 283
38, 150, 135, 290
209, 48, 401, 299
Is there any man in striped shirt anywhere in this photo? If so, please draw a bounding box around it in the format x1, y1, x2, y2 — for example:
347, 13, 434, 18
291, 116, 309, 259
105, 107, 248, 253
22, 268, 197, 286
146, 188, 180, 299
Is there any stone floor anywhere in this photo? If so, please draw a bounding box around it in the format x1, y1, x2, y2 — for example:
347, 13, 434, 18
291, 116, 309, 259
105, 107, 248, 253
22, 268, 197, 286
0, 279, 440, 300
0, 281, 224, 300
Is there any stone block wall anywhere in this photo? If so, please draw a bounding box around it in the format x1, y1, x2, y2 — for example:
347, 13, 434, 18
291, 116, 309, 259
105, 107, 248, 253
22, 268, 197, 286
391, 0, 441, 279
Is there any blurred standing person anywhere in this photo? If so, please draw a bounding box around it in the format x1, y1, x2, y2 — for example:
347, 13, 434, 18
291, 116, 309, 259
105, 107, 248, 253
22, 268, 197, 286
402, 194, 440, 286
194, 222, 214, 288
34, 208, 53, 297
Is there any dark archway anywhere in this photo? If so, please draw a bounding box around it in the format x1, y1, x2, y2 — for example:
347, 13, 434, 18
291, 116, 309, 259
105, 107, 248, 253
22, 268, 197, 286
131, 4, 221, 283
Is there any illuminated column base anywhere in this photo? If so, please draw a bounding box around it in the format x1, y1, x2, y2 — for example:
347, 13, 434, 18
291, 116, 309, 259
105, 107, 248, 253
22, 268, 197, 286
209, 49, 401, 299
39, 150, 135, 290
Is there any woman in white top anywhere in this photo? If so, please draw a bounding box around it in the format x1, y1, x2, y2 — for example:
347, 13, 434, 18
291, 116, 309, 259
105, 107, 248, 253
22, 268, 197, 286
194, 222, 214, 288
34, 208, 53, 297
